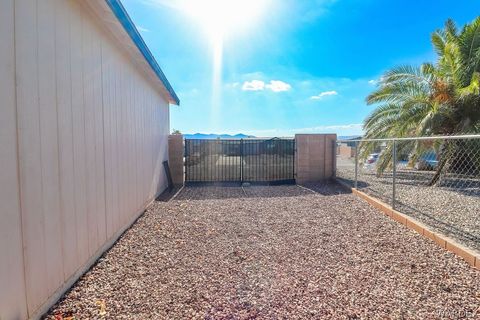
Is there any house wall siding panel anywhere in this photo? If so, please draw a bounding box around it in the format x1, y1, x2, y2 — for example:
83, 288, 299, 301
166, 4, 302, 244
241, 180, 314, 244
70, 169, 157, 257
0, 0, 28, 319
1, 0, 171, 318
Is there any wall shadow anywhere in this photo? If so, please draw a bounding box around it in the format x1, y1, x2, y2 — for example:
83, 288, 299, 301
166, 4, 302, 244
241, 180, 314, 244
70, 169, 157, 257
171, 181, 350, 201
156, 186, 182, 202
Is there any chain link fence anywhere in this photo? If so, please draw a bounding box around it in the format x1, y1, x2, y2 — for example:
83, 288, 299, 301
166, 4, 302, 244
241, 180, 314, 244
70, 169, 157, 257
336, 135, 480, 252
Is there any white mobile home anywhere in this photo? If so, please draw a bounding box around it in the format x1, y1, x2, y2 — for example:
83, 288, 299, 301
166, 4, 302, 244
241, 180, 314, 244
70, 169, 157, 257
0, 0, 179, 318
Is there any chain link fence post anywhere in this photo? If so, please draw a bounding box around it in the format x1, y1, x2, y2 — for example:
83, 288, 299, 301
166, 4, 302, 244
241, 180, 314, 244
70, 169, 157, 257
335, 134, 480, 252
392, 139, 397, 210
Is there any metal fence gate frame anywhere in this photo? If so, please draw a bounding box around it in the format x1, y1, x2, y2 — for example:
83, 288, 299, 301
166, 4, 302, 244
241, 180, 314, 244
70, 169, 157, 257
184, 138, 295, 184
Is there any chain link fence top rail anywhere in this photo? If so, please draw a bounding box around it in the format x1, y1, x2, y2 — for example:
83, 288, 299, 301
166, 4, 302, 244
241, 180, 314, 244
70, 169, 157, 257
336, 135, 480, 252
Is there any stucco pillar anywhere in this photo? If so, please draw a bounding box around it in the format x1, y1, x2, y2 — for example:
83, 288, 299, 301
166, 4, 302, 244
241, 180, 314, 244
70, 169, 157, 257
168, 134, 184, 186
295, 134, 337, 184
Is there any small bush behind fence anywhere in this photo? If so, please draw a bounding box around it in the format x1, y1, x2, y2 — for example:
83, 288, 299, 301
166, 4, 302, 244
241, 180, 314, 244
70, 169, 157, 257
336, 135, 480, 252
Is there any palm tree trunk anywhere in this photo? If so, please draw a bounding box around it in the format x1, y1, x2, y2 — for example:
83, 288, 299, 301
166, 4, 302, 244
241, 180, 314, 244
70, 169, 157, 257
428, 140, 450, 186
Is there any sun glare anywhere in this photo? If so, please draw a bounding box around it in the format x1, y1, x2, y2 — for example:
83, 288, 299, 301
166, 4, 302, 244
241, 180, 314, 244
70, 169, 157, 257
176, 0, 269, 129
180, 0, 268, 42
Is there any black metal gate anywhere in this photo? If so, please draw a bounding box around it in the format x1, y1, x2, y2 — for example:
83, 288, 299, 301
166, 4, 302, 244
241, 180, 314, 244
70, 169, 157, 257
184, 138, 295, 184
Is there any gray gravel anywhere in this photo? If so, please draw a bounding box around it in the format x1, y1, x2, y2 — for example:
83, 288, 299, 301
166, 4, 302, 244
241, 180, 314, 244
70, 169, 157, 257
46, 183, 480, 319
337, 157, 480, 252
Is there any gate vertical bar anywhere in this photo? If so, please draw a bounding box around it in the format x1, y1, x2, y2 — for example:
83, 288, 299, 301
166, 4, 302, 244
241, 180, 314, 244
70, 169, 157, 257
292, 139, 295, 180
281, 140, 284, 180
218, 140, 222, 181
240, 139, 244, 182
256, 140, 259, 181
354, 141, 359, 189
203, 139, 206, 182
184, 139, 188, 182
392, 139, 397, 210
227, 141, 230, 180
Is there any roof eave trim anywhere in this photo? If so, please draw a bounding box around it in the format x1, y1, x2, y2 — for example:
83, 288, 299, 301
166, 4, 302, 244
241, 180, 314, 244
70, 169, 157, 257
105, 0, 180, 105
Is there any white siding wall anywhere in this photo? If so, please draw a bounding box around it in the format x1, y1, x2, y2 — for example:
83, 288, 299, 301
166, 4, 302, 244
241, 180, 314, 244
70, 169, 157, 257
0, 0, 29, 319
0, 0, 171, 318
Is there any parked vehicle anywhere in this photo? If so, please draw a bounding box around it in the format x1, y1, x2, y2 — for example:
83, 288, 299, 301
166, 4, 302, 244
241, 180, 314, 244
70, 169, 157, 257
364, 153, 380, 169
414, 151, 438, 171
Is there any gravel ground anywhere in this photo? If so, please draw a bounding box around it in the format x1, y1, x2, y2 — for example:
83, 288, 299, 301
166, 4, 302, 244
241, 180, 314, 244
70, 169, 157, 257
46, 183, 480, 319
337, 156, 480, 252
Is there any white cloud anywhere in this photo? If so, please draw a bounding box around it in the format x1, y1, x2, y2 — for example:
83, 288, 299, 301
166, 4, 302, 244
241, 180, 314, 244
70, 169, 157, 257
289, 123, 362, 133
369, 77, 385, 86
137, 26, 150, 32
242, 80, 291, 92
141, 0, 182, 10
313, 123, 363, 130
310, 90, 338, 100
265, 80, 292, 92
225, 82, 240, 89
242, 80, 265, 91
294, 0, 339, 24
231, 123, 363, 137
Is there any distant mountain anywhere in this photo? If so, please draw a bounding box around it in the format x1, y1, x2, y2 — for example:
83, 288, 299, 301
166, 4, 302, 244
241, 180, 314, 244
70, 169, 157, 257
338, 135, 362, 140
183, 133, 256, 140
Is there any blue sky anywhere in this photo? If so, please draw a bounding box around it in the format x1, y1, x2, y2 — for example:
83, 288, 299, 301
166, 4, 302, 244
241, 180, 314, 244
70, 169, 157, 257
123, 0, 479, 136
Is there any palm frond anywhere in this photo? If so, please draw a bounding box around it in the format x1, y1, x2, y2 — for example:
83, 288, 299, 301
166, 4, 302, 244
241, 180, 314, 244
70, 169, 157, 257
361, 17, 480, 177
431, 31, 446, 57
381, 65, 434, 86
459, 16, 480, 64
444, 19, 458, 39
458, 72, 480, 98
367, 80, 431, 105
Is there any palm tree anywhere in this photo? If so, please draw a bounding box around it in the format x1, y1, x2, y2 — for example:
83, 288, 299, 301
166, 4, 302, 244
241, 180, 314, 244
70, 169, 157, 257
363, 17, 480, 185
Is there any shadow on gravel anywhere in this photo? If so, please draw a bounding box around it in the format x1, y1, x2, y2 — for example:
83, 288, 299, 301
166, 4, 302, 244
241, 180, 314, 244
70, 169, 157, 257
336, 178, 480, 251
173, 181, 351, 201
396, 201, 480, 250
173, 185, 246, 200
156, 186, 182, 202
335, 177, 371, 189
300, 180, 352, 196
